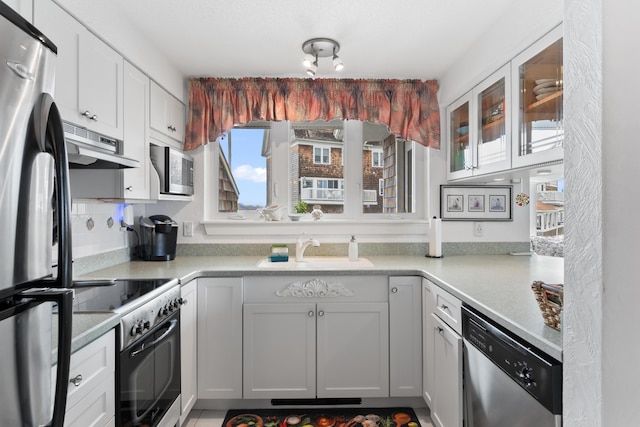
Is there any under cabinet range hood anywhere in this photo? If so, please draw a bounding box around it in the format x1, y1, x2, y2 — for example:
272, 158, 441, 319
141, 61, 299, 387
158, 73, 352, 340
63, 121, 140, 169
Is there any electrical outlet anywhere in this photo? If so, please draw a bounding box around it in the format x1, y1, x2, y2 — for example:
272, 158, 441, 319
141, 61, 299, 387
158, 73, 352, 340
183, 221, 193, 237
473, 222, 484, 237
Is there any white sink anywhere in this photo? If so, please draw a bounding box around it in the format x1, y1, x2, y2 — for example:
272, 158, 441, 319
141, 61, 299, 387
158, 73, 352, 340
257, 257, 374, 269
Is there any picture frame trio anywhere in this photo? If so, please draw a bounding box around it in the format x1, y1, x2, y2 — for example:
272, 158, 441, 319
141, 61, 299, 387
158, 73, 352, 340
440, 185, 513, 221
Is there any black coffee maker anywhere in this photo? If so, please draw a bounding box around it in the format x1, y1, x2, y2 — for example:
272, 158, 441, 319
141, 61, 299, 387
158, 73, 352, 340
139, 215, 178, 261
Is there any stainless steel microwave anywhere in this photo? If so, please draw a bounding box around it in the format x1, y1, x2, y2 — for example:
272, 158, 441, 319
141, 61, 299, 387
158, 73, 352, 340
150, 145, 194, 196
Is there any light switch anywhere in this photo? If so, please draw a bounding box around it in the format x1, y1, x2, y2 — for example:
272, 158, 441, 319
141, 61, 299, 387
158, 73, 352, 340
183, 221, 193, 237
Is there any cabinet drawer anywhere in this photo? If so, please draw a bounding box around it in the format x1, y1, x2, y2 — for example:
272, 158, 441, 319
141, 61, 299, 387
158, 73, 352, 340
63, 374, 115, 427
65, 330, 115, 410
430, 283, 462, 335
244, 275, 388, 303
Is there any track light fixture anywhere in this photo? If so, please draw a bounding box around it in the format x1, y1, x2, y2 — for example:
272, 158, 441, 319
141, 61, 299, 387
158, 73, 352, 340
302, 38, 343, 75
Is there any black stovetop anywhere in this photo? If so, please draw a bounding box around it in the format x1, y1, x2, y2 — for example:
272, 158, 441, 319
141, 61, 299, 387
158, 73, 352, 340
71, 278, 175, 312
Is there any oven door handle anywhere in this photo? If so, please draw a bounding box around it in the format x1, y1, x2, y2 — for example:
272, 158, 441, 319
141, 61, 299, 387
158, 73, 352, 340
130, 319, 177, 358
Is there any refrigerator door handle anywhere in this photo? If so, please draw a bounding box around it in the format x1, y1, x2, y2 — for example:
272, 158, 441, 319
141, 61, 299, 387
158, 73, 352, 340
20, 288, 73, 427
31, 93, 72, 288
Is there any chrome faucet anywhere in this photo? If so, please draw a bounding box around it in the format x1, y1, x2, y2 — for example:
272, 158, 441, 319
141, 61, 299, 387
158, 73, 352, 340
295, 234, 320, 262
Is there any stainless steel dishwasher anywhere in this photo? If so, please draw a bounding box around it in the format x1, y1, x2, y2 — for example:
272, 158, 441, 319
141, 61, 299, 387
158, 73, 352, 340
462, 305, 562, 427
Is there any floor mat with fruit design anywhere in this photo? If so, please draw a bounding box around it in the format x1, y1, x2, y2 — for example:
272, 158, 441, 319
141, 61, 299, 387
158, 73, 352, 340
222, 408, 421, 427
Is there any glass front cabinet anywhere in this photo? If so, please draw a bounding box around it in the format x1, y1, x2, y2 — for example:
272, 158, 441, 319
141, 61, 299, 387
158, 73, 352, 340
511, 25, 563, 168
446, 25, 563, 180
447, 64, 511, 180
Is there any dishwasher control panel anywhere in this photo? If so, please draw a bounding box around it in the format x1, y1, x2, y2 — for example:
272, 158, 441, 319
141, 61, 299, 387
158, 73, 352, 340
462, 305, 562, 415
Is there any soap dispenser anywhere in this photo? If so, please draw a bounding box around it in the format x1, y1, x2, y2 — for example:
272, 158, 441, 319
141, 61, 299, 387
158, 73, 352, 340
349, 235, 358, 261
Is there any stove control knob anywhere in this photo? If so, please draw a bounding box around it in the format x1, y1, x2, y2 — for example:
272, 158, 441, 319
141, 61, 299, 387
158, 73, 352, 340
143, 320, 151, 330
130, 321, 143, 336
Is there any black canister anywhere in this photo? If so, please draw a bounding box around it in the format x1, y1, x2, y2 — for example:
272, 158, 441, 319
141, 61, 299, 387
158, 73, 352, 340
139, 215, 178, 261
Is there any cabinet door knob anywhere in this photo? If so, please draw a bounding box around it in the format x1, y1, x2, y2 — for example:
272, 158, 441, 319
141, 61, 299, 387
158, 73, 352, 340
318, 310, 324, 317
391, 287, 398, 293
126, 186, 133, 191
308, 310, 315, 317
436, 327, 444, 334
439, 304, 449, 311
81, 110, 92, 118
70, 374, 83, 387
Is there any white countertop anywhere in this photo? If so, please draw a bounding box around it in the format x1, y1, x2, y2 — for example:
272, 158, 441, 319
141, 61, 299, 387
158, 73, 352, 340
79, 253, 564, 361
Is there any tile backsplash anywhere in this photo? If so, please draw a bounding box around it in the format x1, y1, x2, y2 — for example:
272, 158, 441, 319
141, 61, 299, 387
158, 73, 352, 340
68, 201, 143, 261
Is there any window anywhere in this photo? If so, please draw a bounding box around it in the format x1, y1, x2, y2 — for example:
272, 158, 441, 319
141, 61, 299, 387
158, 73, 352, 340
209, 120, 423, 222
372, 150, 384, 167
313, 146, 331, 164
217, 127, 268, 212
362, 126, 416, 214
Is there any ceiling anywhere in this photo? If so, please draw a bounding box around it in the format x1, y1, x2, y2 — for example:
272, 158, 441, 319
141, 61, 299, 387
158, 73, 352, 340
58, 0, 520, 80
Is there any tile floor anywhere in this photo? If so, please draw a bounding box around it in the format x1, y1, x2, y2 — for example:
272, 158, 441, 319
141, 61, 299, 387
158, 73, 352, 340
184, 407, 434, 427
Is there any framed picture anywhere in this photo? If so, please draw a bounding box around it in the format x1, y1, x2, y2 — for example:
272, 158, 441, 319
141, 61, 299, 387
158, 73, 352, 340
447, 194, 463, 212
489, 195, 506, 212
468, 195, 485, 212
440, 185, 512, 221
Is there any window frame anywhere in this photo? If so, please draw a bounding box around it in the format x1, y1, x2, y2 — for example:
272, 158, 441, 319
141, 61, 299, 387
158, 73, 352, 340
202, 120, 428, 241
372, 149, 384, 168
313, 145, 331, 165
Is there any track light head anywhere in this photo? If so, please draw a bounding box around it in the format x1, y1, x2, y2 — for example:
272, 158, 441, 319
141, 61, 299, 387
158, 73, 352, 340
302, 53, 315, 68
301, 38, 343, 75
333, 54, 344, 71
306, 56, 318, 76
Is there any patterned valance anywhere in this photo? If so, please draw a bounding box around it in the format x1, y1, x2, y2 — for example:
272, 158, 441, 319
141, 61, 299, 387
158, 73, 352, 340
184, 77, 440, 150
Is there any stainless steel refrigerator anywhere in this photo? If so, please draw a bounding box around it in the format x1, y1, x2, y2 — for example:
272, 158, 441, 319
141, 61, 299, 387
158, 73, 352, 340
0, 2, 74, 426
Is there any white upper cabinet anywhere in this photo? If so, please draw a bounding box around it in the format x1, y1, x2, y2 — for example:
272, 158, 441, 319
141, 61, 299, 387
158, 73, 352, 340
446, 25, 563, 180
447, 64, 511, 180
150, 81, 185, 148
511, 25, 563, 168
4, 0, 32, 22
34, 0, 124, 140
123, 61, 150, 200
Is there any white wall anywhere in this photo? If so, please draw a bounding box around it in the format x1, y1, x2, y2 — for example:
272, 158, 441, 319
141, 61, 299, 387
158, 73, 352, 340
438, 0, 563, 106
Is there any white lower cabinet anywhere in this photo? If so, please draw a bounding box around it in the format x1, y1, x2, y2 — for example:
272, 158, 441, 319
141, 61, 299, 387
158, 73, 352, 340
423, 279, 463, 427
197, 277, 243, 399
243, 302, 316, 398
389, 276, 423, 397
243, 275, 389, 399
180, 279, 197, 425
316, 302, 389, 398
55, 329, 116, 427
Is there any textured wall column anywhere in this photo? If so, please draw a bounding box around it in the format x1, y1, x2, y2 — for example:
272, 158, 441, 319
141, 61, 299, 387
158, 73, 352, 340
564, 0, 603, 425
600, 1, 640, 425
